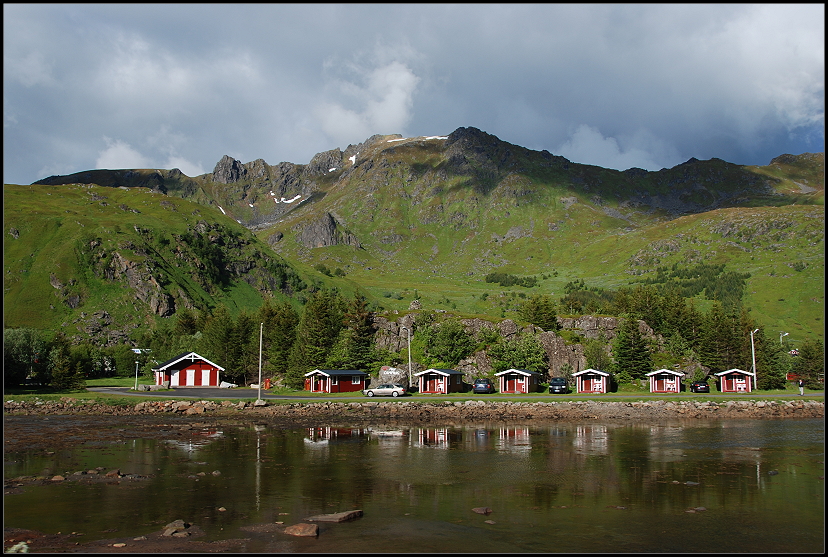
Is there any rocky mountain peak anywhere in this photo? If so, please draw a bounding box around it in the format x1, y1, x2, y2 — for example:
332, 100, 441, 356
212, 155, 247, 184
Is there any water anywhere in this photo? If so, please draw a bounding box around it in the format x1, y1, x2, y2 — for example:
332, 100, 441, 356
4, 418, 824, 553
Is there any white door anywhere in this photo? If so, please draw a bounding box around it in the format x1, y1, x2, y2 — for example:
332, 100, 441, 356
202, 369, 211, 386
186, 368, 195, 386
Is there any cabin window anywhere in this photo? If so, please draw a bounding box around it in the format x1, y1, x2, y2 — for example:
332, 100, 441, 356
332, 376, 339, 385
352, 376, 360, 384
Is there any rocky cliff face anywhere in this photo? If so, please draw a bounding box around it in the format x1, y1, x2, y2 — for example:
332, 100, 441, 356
371, 313, 658, 382
299, 212, 361, 248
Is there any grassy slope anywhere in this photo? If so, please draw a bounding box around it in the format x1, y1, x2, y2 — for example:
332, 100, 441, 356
3, 183, 309, 334
260, 140, 824, 339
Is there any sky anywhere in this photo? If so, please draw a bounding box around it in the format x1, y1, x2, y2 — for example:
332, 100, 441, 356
3, 4, 824, 185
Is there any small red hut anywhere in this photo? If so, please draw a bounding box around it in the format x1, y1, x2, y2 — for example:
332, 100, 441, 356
494, 369, 542, 393
572, 369, 610, 394
714, 368, 755, 393
304, 369, 369, 393
645, 369, 685, 393
414, 368, 464, 394
153, 352, 224, 387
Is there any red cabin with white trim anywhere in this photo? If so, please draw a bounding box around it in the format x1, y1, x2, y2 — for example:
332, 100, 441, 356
572, 368, 610, 393
303, 369, 369, 393
714, 368, 755, 393
153, 352, 224, 387
415, 368, 464, 394
646, 369, 684, 393
494, 368, 542, 393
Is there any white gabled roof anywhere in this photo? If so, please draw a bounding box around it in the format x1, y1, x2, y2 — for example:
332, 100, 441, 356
571, 368, 610, 377
645, 368, 685, 377
414, 368, 463, 376
713, 368, 755, 377
494, 368, 542, 377
152, 351, 225, 372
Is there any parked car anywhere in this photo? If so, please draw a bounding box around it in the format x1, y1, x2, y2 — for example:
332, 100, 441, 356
472, 378, 496, 394
549, 377, 570, 394
689, 380, 710, 393
364, 384, 406, 397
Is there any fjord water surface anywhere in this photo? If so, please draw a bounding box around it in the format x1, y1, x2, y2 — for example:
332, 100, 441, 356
4, 419, 824, 552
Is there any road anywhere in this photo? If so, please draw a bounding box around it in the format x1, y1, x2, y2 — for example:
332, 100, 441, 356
86, 387, 822, 401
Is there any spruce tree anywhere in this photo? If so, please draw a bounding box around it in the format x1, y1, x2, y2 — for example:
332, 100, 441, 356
285, 290, 345, 388
518, 294, 560, 331
612, 316, 653, 383
259, 298, 299, 381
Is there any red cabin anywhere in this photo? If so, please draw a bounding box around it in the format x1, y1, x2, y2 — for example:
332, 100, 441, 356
153, 352, 224, 387
646, 369, 684, 393
415, 368, 465, 394
303, 369, 369, 393
494, 368, 542, 393
714, 368, 755, 393
572, 368, 610, 394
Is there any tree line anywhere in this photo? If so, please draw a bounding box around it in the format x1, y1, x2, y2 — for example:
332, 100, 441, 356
4, 287, 823, 391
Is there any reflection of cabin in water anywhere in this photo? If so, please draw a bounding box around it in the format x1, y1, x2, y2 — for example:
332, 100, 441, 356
415, 427, 454, 448
305, 427, 365, 444
414, 368, 464, 394
646, 369, 685, 393
572, 369, 610, 393
303, 369, 369, 393
494, 369, 542, 393
714, 368, 755, 393
495, 426, 531, 453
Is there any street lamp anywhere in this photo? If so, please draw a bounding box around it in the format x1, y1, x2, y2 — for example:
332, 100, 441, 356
257, 322, 263, 402
780, 332, 788, 345
750, 328, 759, 390
134, 360, 140, 391
401, 326, 412, 389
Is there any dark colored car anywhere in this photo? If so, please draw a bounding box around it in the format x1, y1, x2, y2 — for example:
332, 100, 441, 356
549, 377, 570, 394
472, 378, 495, 394
689, 380, 710, 393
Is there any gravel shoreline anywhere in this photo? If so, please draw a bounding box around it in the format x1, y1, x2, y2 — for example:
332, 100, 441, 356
5, 397, 824, 424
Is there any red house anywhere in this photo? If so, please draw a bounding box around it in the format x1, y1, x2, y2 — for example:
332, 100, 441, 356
714, 368, 755, 393
572, 369, 610, 393
645, 369, 684, 393
303, 369, 368, 393
153, 352, 224, 387
494, 369, 542, 393
414, 368, 465, 394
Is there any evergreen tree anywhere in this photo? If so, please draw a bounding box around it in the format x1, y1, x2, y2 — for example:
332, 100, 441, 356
611, 316, 653, 383
231, 310, 259, 384
285, 290, 345, 388
325, 295, 375, 370
49, 333, 84, 391
698, 303, 740, 373
199, 306, 237, 379
792, 338, 824, 389
488, 334, 548, 374
584, 336, 612, 371
260, 298, 298, 380
424, 319, 475, 367
518, 294, 560, 331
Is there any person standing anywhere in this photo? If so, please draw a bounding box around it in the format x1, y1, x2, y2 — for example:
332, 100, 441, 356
798, 378, 805, 396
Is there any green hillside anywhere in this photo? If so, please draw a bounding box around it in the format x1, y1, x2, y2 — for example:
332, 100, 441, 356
7, 128, 824, 346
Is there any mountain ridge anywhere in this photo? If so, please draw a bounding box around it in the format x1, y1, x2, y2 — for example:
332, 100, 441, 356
8, 127, 824, 345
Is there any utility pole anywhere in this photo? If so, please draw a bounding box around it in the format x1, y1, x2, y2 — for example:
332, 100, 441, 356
257, 322, 263, 402
750, 328, 759, 391
401, 326, 412, 389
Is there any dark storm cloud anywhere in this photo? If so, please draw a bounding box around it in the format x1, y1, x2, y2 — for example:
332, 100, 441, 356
3, 4, 823, 185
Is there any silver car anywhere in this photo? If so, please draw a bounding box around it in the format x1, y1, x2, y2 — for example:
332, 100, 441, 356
364, 383, 406, 397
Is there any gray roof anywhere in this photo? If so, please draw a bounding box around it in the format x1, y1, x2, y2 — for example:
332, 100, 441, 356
305, 369, 368, 377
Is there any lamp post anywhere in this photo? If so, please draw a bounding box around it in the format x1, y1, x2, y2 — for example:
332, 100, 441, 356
257, 322, 263, 402
780, 332, 788, 345
134, 360, 140, 391
750, 328, 759, 390
401, 326, 412, 389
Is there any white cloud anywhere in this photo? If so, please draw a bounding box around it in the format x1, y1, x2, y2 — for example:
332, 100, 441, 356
96, 138, 151, 169
315, 59, 420, 146
164, 156, 205, 177
556, 125, 672, 171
